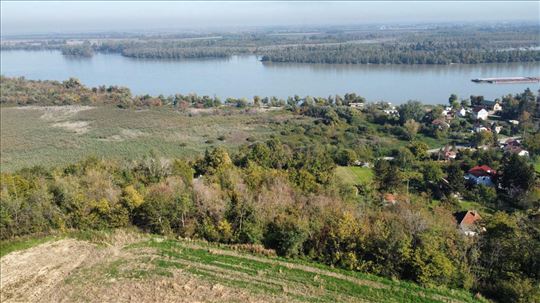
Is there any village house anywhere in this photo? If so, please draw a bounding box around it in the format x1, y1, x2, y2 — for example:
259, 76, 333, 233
348, 102, 365, 109
465, 165, 497, 186
441, 107, 457, 120
439, 145, 457, 161
432, 118, 450, 129
353, 160, 371, 167
454, 210, 483, 236
383, 108, 399, 117
474, 126, 490, 133
503, 139, 529, 157
491, 123, 503, 134
472, 107, 489, 120
479, 99, 502, 114
457, 107, 468, 118
441, 107, 451, 117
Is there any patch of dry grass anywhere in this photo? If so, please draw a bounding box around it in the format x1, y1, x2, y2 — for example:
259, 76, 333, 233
1, 106, 296, 171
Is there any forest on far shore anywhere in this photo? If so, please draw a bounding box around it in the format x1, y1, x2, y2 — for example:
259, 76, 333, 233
2, 23, 539, 64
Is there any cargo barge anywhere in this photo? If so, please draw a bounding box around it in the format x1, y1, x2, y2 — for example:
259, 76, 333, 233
471, 77, 540, 84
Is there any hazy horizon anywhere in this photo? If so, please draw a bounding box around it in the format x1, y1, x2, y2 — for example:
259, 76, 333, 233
2, 1, 539, 36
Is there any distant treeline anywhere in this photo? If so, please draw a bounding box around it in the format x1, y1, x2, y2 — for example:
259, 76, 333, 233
121, 46, 247, 59
2, 24, 539, 63
260, 43, 540, 64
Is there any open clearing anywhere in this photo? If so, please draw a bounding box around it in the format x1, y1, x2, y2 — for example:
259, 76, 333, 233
335, 166, 374, 185
1, 106, 305, 171
0, 230, 484, 303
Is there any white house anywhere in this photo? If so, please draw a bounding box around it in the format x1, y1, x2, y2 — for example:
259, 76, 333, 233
518, 150, 530, 157
457, 108, 468, 117
492, 125, 503, 134
472, 108, 489, 120
475, 126, 490, 133
349, 102, 364, 109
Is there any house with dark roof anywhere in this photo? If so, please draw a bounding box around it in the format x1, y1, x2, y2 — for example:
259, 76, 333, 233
479, 99, 502, 113
465, 165, 496, 186
454, 210, 483, 236
502, 139, 529, 157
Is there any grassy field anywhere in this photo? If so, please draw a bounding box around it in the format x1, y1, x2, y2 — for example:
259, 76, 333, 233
336, 166, 374, 185
0, 235, 57, 258
535, 157, 540, 174
0, 106, 307, 171
0, 231, 486, 303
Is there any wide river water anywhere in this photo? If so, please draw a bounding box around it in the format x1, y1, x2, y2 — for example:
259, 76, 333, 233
1, 50, 539, 104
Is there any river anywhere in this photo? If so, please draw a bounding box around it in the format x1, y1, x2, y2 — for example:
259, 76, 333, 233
1, 50, 539, 104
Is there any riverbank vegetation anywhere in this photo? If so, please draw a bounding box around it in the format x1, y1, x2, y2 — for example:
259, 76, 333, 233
61, 43, 94, 57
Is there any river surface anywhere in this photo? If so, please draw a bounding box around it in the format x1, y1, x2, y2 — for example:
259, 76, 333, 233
1, 50, 539, 104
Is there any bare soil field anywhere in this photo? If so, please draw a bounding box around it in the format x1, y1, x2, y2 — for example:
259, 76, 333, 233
0, 232, 276, 303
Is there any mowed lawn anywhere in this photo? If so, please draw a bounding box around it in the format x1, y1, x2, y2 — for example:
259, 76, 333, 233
535, 158, 540, 173
336, 166, 374, 185
0, 106, 300, 171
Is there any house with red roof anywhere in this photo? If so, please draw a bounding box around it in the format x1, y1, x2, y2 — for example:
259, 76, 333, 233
454, 210, 483, 236
465, 165, 496, 186
438, 145, 456, 161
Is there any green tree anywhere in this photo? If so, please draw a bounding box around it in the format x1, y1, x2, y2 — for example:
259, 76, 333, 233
336, 149, 357, 166
395, 147, 416, 170
195, 147, 233, 175
398, 100, 425, 124
477, 212, 540, 303
408, 141, 429, 160
374, 160, 403, 192
446, 162, 464, 194
403, 119, 420, 140
448, 94, 458, 104
523, 131, 540, 156
499, 154, 536, 209
264, 212, 307, 257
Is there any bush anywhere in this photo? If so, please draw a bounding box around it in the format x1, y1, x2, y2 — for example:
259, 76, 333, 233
264, 213, 307, 257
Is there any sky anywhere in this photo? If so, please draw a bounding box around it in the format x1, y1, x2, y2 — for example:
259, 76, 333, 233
1, 1, 539, 35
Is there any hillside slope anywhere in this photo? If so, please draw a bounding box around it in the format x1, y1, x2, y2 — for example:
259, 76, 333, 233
0, 231, 485, 303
